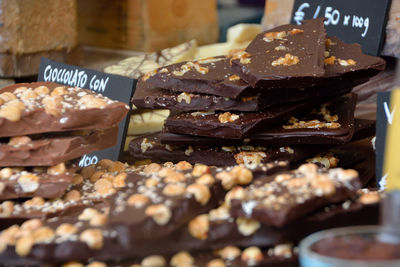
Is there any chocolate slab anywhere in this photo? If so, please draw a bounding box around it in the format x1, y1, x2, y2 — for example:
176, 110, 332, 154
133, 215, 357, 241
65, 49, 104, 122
230, 18, 326, 89
0, 164, 74, 201
164, 99, 317, 139
0, 82, 129, 137
0, 127, 118, 166
128, 133, 326, 167
160, 94, 357, 145
132, 77, 353, 112
139, 56, 253, 99
230, 163, 362, 227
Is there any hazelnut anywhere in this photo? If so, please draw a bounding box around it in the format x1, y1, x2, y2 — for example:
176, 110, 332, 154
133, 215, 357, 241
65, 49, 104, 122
34, 86, 50, 95
17, 173, 39, 193
72, 174, 84, 185
127, 194, 150, 208
51, 86, 68, 96
187, 184, 211, 205
90, 171, 105, 183
311, 179, 336, 197
298, 163, 318, 175
32, 226, 55, 243
56, 223, 78, 237
86, 262, 107, 267
141, 255, 167, 267
23, 197, 45, 207
47, 163, 66, 175
273, 244, 293, 258
62, 262, 84, 267
196, 174, 215, 186
20, 90, 38, 100
177, 92, 192, 104
8, 136, 31, 146
79, 229, 104, 250
145, 204, 172, 225
0, 182, 4, 194
206, 259, 226, 267
163, 172, 186, 184
359, 191, 380, 205
94, 178, 116, 196
338, 59, 356, 66
64, 190, 81, 201
228, 75, 240, 81
79, 208, 99, 221
170, 251, 194, 266
143, 163, 161, 174
218, 112, 239, 123
0, 100, 25, 122
145, 178, 159, 188
90, 213, 108, 226
0, 167, 13, 179
225, 186, 245, 205
80, 166, 96, 179
230, 165, 253, 185
217, 246, 241, 260
185, 146, 194, 156
141, 138, 154, 153
176, 161, 193, 171
216, 171, 236, 190
113, 173, 127, 188
15, 235, 34, 256
241, 247, 263, 265
192, 164, 210, 177
163, 183, 186, 196
0, 201, 14, 216
79, 95, 108, 109
188, 214, 209, 240
42, 95, 63, 116
21, 219, 42, 231
236, 217, 260, 236
324, 56, 336, 65
0, 92, 16, 102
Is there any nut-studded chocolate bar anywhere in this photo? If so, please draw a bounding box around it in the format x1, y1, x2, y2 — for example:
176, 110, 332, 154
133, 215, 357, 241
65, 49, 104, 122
160, 94, 357, 145
164, 99, 316, 139
0, 82, 129, 137
132, 77, 353, 112
128, 133, 324, 167
229, 163, 361, 227
0, 163, 74, 201
139, 56, 252, 99
0, 127, 118, 166
230, 18, 326, 89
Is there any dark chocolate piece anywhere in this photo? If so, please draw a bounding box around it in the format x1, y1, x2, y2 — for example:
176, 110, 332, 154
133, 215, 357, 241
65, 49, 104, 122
0, 164, 74, 201
0, 127, 118, 166
160, 94, 357, 145
164, 99, 316, 139
132, 76, 353, 112
230, 163, 362, 227
0, 82, 129, 138
128, 133, 325, 167
230, 18, 326, 89
140, 56, 252, 99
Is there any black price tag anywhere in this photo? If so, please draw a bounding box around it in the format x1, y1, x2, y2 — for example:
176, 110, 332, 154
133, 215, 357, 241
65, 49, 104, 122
291, 0, 392, 56
37, 58, 136, 166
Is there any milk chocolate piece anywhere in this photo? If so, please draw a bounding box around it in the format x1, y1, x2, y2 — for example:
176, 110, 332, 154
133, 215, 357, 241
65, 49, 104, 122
0, 164, 73, 201
164, 99, 316, 139
132, 78, 353, 112
128, 133, 325, 167
230, 18, 326, 89
230, 163, 362, 227
140, 56, 253, 99
0, 82, 129, 137
160, 94, 357, 145
0, 127, 118, 166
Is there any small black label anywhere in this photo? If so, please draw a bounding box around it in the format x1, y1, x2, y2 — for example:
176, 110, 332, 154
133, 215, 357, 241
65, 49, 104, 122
291, 0, 392, 56
38, 58, 136, 166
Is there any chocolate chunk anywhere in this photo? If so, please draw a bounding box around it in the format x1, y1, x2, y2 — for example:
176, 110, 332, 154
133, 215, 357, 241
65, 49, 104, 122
0, 164, 74, 201
0, 82, 129, 138
132, 77, 353, 112
164, 99, 316, 139
139, 56, 252, 99
230, 18, 326, 89
128, 133, 326, 167
161, 94, 357, 145
229, 163, 361, 227
0, 127, 118, 166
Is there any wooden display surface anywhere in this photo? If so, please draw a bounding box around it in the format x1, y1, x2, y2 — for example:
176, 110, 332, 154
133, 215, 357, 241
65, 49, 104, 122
263, 0, 400, 58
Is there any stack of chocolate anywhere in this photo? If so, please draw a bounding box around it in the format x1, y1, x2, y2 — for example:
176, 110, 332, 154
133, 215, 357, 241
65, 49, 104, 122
0, 82, 129, 225
129, 18, 384, 168
0, 160, 383, 266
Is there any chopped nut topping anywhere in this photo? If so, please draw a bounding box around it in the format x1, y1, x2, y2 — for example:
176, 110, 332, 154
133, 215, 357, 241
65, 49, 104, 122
192, 164, 209, 177
145, 204, 172, 225
228, 49, 251, 65
23, 197, 45, 207
47, 163, 66, 175
275, 44, 288, 51
79, 229, 104, 250
79, 95, 108, 109
128, 194, 150, 208
185, 146, 194, 156
359, 191, 380, 205
90, 213, 108, 226
241, 246, 263, 265
141, 138, 154, 153
56, 223, 78, 237
8, 136, 31, 146
306, 152, 339, 168
196, 174, 215, 186
79, 208, 99, 221
94, 178, 116, 196
141, 255, 167, 267
207, 259, 226, 267
272, 244, 293, 258
236, 217, 260, 236
177, 92, 192, 104
170, 251, 195, 266
62, 262, 84, 267
17, 173, 39, 193
217, 246, 241, 261
234, 152, 266, 168
32, 226, 55, 243
0, 100, 25, 121
197, 57, 224, 64
113, 173, 127, 188
21, 218, 42, 231
338, 59, 357, 66
0, 92, 16, 103
143, 163, 162, 174
0, 201, 14, 216
34, 86, 50, 95
283, 116, 341, 129
230, 165, 253, 185
142, 69, 158, 81
0, 168, 13, 179
325, 39, 336, 46
228, 74, 241, 81
163, 183, 186, 196
15, 235, 34, 256
218, 112, 239, 123
176, 161, 193, 171
187, 184, 211, 205
288, 28, 304, 35
263, 31, 287, 42
188, 214, 209, 240
324, 56, 336, 65
272, 53, 300, 66
42, 95, 63, 116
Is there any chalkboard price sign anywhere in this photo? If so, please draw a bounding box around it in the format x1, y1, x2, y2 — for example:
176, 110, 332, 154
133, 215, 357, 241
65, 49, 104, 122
291, 0, 392, 56
38, 58, 136, 166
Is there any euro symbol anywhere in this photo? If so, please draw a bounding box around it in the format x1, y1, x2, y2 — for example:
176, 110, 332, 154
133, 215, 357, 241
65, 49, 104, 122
294, 3, 310, 25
